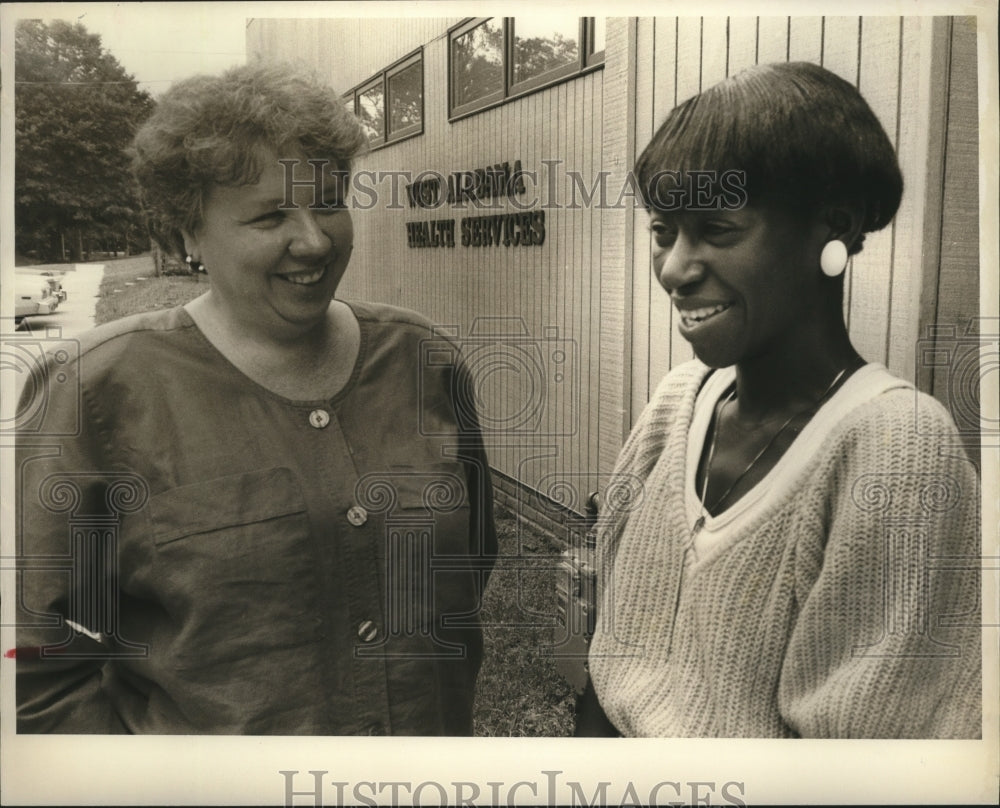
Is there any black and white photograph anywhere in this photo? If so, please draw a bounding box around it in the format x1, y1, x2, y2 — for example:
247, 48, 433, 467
1, 0, 996, 804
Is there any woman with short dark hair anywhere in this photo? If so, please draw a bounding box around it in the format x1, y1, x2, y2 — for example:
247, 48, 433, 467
578, 62, 980, 738
16, 62, 496, 735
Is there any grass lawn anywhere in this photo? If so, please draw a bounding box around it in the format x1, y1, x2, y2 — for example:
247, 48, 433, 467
474, 507, 577, 736
94, 254, 206, 325
94, 254, 579, 736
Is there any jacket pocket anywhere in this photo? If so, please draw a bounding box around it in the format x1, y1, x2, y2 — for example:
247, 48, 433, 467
150, 466, 306, 546
143, 467, 320, 676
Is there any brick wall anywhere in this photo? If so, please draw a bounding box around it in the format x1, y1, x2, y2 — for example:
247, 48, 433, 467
491, 469, 599, 548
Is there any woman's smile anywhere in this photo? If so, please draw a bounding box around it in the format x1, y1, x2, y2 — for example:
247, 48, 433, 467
651, 205, 822, 367
674, 299, 735, 332
275, 264, 328, 286
184, 149, 354, 338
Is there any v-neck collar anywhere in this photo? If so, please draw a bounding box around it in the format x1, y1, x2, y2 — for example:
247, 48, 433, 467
683, 363, 909, 562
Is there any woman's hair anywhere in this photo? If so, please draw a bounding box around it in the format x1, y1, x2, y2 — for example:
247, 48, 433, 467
635, 61, 903, 253
131, 61, 368, 259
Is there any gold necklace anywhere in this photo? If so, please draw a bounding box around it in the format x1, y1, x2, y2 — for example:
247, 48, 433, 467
691, 364, 855, 540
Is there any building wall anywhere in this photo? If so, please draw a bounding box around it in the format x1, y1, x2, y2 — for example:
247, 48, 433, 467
246, 15, 982, 515
245, 17, 462, 94
918, 16, 981, 466
249, 16, 612, 514
627, 17, 979, 431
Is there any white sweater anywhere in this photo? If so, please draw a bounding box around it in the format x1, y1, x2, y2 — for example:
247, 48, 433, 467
588, 361, 981, 738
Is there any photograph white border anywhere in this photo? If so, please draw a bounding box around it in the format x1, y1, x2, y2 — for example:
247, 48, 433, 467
2, 1, 996, 804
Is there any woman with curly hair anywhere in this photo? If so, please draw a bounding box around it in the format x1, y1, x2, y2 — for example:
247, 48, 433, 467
16, 62, 495, 735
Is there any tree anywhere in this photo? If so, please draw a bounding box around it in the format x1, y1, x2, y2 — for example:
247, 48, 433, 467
512, 32, 578, 84
452, 19, 504, 107
452, 20, 579, 108
15, 19, 155, 262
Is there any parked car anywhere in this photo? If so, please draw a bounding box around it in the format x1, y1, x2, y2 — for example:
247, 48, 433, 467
13, 268, 65, 323
14, 279, 40, 322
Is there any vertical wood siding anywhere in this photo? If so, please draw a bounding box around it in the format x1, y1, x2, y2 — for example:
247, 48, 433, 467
597, 18, 633, 485
627, 16, 979, 440
249, 18, 609, 507
246, 15, 978, 507
922, 17, 982, 464
245, 18, 461, 94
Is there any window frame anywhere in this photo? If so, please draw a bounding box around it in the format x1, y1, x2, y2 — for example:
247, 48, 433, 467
585, 17, 606, 68
448, 17, 604, 121
344, 47, 424, 150
449, 17, 505, 117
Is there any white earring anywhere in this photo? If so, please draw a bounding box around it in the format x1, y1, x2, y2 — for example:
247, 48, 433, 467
820, 239, 848, 277
185, 255, 207, 273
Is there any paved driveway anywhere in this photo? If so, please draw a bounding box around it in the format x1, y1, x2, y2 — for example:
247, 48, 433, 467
15, 263, 105, 339
4, 263, 105, 409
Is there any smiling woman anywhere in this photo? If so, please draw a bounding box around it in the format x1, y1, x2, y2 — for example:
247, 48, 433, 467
179, 149, 359, 397
577, 62, 981, 740
15, 62, 497, 735
647, 203, 825, 370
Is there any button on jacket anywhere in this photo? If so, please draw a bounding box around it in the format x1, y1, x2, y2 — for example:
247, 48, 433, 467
16, 302, 496, 734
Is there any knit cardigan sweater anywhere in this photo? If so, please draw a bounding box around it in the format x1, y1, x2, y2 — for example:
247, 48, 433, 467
588, 360, 981, 738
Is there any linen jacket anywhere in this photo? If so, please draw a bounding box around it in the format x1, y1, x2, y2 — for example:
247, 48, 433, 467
15, 302, 496, 734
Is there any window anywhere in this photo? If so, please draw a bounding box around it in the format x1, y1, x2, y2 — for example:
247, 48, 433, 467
344, 49, 423, 148
511, 18, 579, 90
448, 17, 605, 119
356, 80, 385, 144
387, 58, 422, 135
451, 18, 504, 110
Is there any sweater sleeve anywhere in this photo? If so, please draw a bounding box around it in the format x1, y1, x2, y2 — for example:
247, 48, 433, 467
15, 348, 130, 733
778, 390, 982, 738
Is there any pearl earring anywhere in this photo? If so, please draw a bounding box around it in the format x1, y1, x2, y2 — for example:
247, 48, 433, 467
820, 240, 848, 277
185, 255, 207, 273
